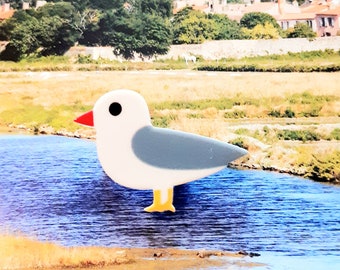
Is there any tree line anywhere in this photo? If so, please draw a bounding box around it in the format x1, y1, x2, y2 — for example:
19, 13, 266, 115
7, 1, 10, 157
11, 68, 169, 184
0, 0, 316, 61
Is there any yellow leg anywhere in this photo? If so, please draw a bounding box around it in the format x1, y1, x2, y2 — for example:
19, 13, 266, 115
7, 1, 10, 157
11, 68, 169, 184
144, 188, 175, 213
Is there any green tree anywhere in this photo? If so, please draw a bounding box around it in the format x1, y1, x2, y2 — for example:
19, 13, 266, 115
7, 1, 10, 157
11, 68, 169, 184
44, 0, 125, 10
135, 13, 172, 58
2, 0, 173, 60
45, 1, 102, 42
240, 12, 281, 30
242, 22, 281, 39
172, 7, 216, 44
137, 0, 173, 18
208, 13, 244, 40
98, 8, 138, 59
35, 2, 80, 55
3, 0, 22, 9
1, 2, 80, 60
82, 0, 172, 59
128, 0, 173, 57
286, 22, 317, 38
240, 12, 283, 38
0, 14, 40, 60
0, 9, 34, 41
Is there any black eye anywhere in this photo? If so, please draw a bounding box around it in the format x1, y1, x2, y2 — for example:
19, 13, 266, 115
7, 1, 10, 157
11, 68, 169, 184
109, 102, 122, 116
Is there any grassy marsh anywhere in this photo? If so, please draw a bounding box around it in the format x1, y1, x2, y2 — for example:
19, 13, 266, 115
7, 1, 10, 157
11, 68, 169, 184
197, 50, 340, 72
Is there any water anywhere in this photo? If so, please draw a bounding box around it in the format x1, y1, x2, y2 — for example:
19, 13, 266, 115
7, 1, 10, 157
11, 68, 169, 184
0, 135, 339, 269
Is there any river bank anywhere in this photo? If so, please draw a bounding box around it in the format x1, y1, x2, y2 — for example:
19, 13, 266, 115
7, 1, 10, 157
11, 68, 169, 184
0, 235, 263, 270
2, 118, 339, 184
0, 235, 264, 269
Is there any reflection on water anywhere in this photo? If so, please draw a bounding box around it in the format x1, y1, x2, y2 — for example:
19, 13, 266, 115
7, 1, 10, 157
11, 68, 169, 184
0, 135, 340, 269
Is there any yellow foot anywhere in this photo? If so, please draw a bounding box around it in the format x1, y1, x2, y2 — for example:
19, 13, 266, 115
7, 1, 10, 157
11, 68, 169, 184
144, 188, 176, 213
144, 203, 175, 213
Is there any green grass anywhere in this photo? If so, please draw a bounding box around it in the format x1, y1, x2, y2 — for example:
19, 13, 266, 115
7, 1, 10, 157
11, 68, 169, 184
150, 98, 235, 111
277, 129, 320, 142
151, 91, 338, 119
0, 104, 92, 132
296, 148, 340, 183
1, 89, 338, 134
1, 49, 340, 72
287, 91, 335, 104
330, 128, 340, 140
151, 113, 178, 128
224, 110, 247, 119
232, 126, 340, 144
0, 55, 189, 72
196, 49, 340, 72
229, 137, 249, 150
0, 56, 72, 72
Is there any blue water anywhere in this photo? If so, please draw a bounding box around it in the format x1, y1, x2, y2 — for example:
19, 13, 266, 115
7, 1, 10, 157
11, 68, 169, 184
0, 135, 339, 269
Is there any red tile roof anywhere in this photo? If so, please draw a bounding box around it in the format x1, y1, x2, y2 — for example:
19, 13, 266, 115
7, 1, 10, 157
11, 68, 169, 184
278, 12, 316, 20
316, 6, 340, 15
243, 3, 277, 14
301, 3, 330, 13
173, 4, 209, 14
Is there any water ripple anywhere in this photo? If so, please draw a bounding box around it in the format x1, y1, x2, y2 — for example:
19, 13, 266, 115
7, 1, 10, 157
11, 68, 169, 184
0, 135, 340, 269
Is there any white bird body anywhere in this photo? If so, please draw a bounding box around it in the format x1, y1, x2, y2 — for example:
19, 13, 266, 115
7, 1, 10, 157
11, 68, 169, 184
97, 125, 229, 190
75, 89, 248, 212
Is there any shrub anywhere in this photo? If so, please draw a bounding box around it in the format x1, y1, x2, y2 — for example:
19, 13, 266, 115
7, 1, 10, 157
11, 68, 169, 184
300, 106, 321, 117
242, 22, 281, 40
330, 128, 340, 140
229, 137, 248, 150
287, 92, 335, 105
304, 151, 340, 183
268, 108, 295, 118
76, 55, 94, 64
263, 125, 270, 135
268, 109, 281, 117
224, 110, 246, 119
282, 108, 295, 118
277, 129, 320, 142
286, 22, 316, 39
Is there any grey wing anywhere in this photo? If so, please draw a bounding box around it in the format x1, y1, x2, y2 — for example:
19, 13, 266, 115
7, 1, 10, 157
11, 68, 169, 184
132, 126, 247, 170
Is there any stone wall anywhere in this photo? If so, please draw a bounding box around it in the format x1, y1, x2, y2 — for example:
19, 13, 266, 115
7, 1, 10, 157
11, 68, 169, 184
65, 36, 340, 61
65, 46, 119, 61
163, 36, 340, 60
3, 36, 339, 61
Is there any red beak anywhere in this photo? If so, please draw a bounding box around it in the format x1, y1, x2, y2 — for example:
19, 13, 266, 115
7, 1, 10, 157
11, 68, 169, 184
74, 110, 94, 127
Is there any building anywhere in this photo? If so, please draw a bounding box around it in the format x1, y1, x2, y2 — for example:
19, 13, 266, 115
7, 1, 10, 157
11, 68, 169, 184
173, 0, 340, 36
0, 3, 14, 22
0, 1, 47, 22
2, 1, 340, 37
315, 5, 340, 36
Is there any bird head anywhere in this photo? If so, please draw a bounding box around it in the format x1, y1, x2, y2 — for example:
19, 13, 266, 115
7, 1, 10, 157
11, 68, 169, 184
74, 89, 152, 135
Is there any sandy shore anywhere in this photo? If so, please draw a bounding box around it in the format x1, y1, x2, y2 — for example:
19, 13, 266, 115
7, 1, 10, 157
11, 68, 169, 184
0, 235, 264, 269
95, 248, 264, 270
